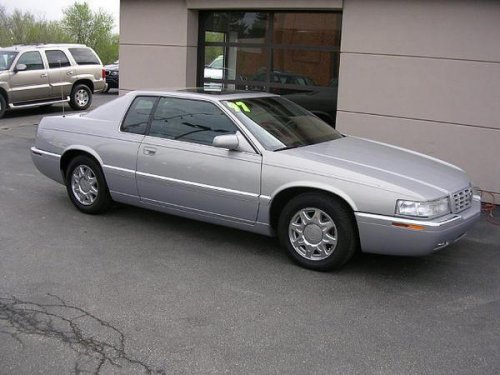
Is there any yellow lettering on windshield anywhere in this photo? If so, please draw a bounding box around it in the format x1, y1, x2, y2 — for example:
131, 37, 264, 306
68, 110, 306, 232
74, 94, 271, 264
235, 101, 250, 112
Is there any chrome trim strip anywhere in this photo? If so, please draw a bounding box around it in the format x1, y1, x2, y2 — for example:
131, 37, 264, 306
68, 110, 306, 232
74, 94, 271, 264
103, 164, 135, 174
355, 212, 461, 228
136, 171, 260, 198
30, 147, 61, 159
11, 97, 70, 109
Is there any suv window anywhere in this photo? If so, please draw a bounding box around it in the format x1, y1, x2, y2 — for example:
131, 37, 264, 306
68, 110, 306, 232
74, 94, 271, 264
68, 48, 100, 65
45, 50, 71, 68
122, 96, 158, 135
17, 51, 44, 71
149, 97, 238, 146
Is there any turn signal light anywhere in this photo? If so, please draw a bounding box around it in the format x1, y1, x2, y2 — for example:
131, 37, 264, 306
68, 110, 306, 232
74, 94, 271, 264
391, 222, 425, 231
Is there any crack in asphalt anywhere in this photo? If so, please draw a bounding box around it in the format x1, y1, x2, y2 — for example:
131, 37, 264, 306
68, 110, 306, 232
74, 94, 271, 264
0, 294, 166, 375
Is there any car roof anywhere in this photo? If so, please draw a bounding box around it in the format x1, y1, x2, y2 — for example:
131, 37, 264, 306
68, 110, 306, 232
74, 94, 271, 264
130, 88, 278, 101
0, 44, 87, 52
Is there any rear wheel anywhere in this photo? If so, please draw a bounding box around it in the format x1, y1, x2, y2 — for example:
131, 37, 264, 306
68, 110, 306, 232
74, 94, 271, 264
69, 84, 92, 110
278, 192, 358, 271
65, 156, 112, 214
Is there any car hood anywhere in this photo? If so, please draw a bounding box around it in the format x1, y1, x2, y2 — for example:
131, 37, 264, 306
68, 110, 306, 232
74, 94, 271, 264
274, 136, 470, 199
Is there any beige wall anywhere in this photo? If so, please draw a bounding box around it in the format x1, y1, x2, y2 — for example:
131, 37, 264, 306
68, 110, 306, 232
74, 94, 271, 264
337, 0, 500, 200
120, 0, 198, 91
120, 0, 500, 200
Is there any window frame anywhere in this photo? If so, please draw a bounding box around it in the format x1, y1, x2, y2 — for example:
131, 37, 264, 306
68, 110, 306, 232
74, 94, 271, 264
145, 96, 241, 148
120, 95, 160, 135
197, 10, 342, 92
45, 49, 71, 69
16, 51, 46, 71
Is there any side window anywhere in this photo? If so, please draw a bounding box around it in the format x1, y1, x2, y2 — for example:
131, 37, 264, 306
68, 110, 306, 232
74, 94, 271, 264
149, 97, 238, 146
45, 50, 71, 68
17, 51, 44, 71
68, 48, 100, 65
121, 96, 158, 135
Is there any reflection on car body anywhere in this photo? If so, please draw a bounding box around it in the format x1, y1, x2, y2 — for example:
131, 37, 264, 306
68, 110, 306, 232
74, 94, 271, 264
31, 89, 481, 271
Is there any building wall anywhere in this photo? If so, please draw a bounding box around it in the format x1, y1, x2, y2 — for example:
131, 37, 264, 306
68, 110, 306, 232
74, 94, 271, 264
120, 0, 500, 200
337, 0, 500, 200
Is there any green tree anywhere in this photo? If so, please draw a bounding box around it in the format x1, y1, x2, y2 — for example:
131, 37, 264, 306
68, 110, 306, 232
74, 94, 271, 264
62, 2, 118, 64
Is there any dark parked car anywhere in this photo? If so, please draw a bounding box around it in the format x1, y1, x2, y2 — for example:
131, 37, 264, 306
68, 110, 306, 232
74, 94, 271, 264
103, 60, 119, 92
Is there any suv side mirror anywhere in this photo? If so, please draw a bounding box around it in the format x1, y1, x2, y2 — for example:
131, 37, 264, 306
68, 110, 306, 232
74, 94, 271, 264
213, 133, 239, 150
14, 64, 27, 72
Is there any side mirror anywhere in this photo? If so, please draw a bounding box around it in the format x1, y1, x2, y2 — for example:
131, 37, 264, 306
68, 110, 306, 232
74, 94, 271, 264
14, 64, 27, 72
213, 133, 239, 150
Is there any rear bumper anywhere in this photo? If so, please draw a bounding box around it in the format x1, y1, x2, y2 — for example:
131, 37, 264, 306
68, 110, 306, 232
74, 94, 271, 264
31, 147, 64, 184
355, 197, 481, 256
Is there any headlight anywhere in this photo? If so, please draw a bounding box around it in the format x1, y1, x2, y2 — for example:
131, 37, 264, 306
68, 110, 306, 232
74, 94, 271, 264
396, 197, 450, 218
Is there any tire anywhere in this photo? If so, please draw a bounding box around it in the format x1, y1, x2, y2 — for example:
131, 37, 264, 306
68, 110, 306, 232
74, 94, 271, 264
69, 84, 92, 110
65, 156, 112, 214
0, 94, 6, 119
278, 192, 358, 271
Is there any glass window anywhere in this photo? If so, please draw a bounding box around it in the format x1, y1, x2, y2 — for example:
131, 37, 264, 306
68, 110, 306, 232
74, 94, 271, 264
149, 97, 238, 146
223, 97, 342, 151
121, 96, 157, 134
272, 49, 339, 87
273, 12, 342, 47
0, 51, 18, 70
203, 12, 268, 43
45, 50, 71, 69
204, 47, 267, 83
17, 51, 44, 71
199, 11, 341, 126
69, 48, 100, 65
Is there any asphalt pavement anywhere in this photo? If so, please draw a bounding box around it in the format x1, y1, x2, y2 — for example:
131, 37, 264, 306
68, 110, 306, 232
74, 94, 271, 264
0, 93, 499, 374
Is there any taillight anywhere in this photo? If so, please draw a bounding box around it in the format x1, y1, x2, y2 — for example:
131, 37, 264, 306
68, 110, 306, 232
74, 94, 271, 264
102, 69, 106, 78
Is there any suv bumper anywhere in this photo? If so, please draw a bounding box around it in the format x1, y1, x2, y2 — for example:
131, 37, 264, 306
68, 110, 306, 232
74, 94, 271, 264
355, 197, 481, 256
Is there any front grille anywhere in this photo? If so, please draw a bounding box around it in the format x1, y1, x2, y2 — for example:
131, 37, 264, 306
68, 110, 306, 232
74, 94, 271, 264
451, 187, 473, 213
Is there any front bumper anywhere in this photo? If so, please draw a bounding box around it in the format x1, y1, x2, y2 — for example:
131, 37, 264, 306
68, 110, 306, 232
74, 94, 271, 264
355, 197, 481, 256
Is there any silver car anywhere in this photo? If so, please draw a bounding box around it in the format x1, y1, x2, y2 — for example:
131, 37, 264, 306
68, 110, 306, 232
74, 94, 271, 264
31, 89, 481, 270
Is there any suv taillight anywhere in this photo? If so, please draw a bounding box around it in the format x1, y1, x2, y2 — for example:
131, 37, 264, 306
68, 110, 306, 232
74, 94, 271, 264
102, 69, 106, 79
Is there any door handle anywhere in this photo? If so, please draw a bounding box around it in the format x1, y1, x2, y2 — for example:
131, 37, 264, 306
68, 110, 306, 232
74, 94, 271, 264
66, 71, 74, 76
143, 147, 157, 156
40, 73, 48, 78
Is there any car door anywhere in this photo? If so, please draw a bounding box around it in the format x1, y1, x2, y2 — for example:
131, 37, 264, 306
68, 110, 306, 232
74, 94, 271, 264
9, 51, 51, 103
44, 49, 75, 98
136, 96, 262, 223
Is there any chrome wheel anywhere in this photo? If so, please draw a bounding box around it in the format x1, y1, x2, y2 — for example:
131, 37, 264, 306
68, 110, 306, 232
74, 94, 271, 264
75, 89, 89, 107
71, 165, 98, 206
288, 207, 338, 261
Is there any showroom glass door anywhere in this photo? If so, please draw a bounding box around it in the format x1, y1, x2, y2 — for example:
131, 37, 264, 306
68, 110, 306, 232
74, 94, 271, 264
198, 11, 342, 126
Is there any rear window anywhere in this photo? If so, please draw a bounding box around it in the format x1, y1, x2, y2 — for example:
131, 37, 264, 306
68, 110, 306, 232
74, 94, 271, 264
68, 48, 100, 65
46, 50, 71, 68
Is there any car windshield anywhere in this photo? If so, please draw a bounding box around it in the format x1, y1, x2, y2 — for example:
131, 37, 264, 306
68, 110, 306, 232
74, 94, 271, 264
222, 96, 343, 151
0, 51, 18, 70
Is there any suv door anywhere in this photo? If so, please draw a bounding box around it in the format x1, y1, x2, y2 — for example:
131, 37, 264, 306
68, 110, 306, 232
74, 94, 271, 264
45, 49, 74, 98
136, 96, 262, 223
9, 51, 50, 103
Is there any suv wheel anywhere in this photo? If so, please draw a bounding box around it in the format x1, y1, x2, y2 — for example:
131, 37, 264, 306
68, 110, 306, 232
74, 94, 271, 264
0, 94, 6, 119
69, 84, 92, 111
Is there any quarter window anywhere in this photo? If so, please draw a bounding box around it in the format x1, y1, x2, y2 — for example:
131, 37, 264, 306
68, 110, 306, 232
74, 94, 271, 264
17, 51, 44, 71
68, 48, 100, 65
121, 96, 158, 134
149, 97, 238, 146
45, 50, 71, 68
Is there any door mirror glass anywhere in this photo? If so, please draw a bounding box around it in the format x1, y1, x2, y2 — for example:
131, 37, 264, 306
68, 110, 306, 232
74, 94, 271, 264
213, 133, 239, 150
15, 63, 27, 72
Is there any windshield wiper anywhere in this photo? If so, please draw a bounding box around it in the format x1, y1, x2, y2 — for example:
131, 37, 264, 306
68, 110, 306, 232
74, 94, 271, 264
274, 145, 301, 152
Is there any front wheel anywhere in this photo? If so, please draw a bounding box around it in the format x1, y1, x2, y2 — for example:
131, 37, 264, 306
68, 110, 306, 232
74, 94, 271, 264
278, 193, 358, 271
69, 84, 92, 110
65, 156, 112, 214
0, 95, 6, 119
